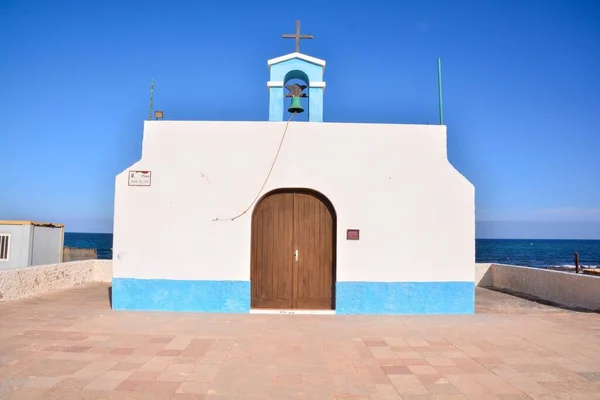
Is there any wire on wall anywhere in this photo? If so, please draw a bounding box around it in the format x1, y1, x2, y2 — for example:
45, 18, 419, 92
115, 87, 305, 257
213, 112, 297, 222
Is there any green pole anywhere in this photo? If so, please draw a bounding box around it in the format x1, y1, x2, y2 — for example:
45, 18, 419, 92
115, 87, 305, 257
149, 79, 154, 121
437, 58, 444, 125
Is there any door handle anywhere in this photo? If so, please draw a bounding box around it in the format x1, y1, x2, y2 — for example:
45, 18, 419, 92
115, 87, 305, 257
294, 250, 298, 261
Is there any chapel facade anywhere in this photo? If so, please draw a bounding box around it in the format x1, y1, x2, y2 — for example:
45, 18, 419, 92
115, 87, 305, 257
111, 22, 475, 315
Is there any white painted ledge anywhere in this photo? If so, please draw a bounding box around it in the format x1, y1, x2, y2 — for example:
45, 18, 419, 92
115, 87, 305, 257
267, 52, 326, 68
267, 81, 326, 89
250, 309, 335, 315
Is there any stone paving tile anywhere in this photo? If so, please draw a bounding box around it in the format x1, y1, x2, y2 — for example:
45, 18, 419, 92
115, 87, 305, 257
1, 283, 600, 399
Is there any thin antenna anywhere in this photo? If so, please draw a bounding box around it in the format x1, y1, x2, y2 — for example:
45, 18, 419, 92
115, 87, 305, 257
148, 79, 154, 121
437, 58, 444, 125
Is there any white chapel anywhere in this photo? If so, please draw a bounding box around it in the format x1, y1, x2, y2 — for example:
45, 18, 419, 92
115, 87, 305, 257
112, 22, 475, 315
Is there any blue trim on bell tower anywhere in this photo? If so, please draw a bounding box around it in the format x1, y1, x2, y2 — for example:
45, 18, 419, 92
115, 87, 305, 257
267, 53, 326, 122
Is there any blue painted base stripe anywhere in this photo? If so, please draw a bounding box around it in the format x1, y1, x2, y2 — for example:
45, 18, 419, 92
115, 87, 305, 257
111, 278, 250, 313
112, 278, 474, 315
336, 281, 475, 315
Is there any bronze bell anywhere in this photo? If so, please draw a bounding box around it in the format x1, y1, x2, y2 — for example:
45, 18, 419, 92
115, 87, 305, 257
285, 83, 307, 114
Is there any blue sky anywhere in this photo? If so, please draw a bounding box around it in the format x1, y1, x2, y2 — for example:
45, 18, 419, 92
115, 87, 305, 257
1, 0, 599, 238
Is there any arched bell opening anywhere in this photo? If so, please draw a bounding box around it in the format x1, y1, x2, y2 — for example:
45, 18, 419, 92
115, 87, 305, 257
284, 70, 309, 122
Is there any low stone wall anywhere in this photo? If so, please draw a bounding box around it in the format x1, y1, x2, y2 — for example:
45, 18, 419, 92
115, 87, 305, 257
475, 263, 493, 287
62, 246, 98, 262
476, 263, 600, 311
0, 260, 112, 302
3, 261, 599, 312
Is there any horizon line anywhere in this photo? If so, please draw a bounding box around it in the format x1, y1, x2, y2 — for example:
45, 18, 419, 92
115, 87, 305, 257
64, 231, 600, 241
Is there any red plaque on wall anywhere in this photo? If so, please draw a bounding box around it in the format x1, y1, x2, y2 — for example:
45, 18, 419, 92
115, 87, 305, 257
346, 229, 360, 240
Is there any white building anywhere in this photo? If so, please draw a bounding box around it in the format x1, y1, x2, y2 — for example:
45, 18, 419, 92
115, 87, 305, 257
0, 220, 65, 270
112, 50, 475, 315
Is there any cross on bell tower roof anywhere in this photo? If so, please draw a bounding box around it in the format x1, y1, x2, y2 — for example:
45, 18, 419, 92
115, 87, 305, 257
267, 21, 326, 122
282, 20, 313, 53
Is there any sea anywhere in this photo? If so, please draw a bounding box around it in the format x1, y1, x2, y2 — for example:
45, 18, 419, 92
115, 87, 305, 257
64, 233, 600, 269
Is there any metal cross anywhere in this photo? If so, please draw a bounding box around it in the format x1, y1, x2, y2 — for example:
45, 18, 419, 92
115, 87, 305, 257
282, 20, 313, 53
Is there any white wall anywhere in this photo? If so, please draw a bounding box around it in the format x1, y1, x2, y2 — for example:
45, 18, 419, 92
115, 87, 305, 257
0, 224, 31, 270
114, 121, 475, 283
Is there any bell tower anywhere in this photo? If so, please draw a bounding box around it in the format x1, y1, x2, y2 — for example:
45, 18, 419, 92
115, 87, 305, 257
267, 21, 326, 122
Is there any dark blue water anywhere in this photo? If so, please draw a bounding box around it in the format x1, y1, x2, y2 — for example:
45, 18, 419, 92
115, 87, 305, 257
477, 239, 599, 268
64, 232, 113, 260
64, 233, 600, 268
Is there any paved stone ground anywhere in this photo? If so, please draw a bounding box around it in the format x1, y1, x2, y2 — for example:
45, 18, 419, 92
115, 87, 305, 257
1, 284, 600, 399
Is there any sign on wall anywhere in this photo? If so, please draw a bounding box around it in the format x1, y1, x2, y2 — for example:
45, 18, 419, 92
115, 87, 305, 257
128, 171, 152, 186
346, 229, 360, 240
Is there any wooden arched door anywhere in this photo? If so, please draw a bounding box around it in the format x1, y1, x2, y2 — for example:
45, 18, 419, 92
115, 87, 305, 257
251, 190, 334, 310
